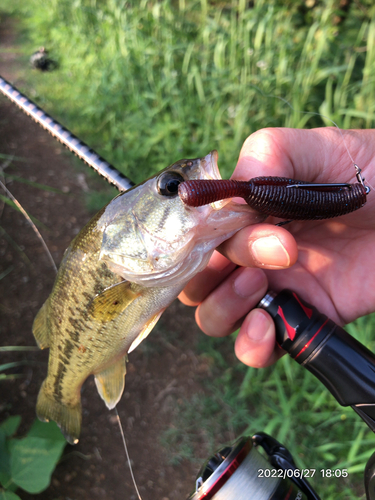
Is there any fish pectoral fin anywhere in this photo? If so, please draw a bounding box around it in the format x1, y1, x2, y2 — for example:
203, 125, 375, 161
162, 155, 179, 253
90, 281, 140, 322
128, 309, 165, 354
32, 300, 50, 349
94, 357, 127, 410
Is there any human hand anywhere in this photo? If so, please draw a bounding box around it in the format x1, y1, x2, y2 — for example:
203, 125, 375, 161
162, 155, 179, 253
179, 127, 375, 368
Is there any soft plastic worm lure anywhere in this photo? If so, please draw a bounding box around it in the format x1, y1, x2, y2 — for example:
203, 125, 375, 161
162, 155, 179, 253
178, 167, 370, 220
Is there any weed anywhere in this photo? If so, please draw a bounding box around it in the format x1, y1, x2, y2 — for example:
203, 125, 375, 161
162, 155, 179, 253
2, 1, 375, 183
0, 416, 66, 498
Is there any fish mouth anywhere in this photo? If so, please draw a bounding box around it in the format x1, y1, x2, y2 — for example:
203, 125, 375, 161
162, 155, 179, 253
202, 150, 221, 181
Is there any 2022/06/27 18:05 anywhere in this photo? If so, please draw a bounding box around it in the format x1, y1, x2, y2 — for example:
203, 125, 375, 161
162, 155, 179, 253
257, 468, 349, 479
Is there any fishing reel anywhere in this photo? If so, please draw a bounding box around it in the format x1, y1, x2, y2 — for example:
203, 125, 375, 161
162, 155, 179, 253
187, 289, 375, 500
187, 433, 319, 500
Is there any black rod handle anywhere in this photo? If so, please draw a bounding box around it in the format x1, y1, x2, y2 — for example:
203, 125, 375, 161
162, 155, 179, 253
259, 290, 375, 432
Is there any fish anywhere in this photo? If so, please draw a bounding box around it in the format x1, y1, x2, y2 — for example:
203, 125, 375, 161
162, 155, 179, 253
32, 151, 265, 444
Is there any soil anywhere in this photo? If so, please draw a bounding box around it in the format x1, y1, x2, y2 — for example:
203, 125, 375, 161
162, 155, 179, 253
0, 16, 217, 500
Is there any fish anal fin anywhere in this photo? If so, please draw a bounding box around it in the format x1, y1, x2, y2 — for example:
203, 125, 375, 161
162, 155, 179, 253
90, 281, 140, 322
36, 380, 81, 445
128, 309, 165, 354
94, 356, 127, 410
32, 300, 50, 349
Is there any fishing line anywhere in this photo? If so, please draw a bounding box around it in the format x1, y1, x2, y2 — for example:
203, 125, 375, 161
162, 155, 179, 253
252, 86, 363, 180
0, 179, 57, 273
0, 157, 13, 219
114, 406, 143, 500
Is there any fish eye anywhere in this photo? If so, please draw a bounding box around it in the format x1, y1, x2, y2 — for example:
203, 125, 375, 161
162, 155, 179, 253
157, 171, 185, 197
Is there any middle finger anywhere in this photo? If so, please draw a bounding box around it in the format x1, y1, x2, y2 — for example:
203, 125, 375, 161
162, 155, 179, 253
195, 266, 268, 337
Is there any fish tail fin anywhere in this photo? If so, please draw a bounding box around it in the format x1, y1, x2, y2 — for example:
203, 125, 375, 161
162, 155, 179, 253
36, 380, 81, 445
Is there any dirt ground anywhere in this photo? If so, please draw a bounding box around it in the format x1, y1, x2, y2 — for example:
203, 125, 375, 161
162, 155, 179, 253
0, 16, 217, 500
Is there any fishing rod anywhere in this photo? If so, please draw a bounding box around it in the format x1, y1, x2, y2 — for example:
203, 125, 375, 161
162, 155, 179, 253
0, 76, 134, 192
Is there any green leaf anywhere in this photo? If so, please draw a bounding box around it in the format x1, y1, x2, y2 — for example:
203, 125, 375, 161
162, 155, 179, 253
0, 152, 29, 162
0, 361, 37, 373
0, 266, 14, 281
27, 420, 65, 442
0, 492, 22, 500
0, 375, 22, 382
0, 428, 11, 487
0, 417, 21, 438
0, 195, 47, 229
10, 434, 66, 494
0, 346, 39, 352
3, 174, 65, 194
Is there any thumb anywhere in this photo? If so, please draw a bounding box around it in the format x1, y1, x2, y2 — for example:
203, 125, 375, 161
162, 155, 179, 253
233, 127, 371, 184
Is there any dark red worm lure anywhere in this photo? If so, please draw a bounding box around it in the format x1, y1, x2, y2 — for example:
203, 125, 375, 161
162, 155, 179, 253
178, 170, 370, 220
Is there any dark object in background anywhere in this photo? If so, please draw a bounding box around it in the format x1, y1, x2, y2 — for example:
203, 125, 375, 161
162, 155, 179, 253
30, 47, 58, 71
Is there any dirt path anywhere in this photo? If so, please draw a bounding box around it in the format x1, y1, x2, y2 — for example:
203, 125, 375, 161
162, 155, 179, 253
0, 15, 210, 500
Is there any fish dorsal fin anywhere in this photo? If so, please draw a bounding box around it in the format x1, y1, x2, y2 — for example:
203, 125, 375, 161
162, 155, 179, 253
94, 356, 127, 410
32, 300, 50, 349
128, 309, 166, 354
90, 281, 140, 322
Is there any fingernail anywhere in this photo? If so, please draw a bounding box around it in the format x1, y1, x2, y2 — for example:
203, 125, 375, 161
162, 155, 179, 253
246, 310, 273, 341
251, 236, 290, 268
233, 268, 265, 298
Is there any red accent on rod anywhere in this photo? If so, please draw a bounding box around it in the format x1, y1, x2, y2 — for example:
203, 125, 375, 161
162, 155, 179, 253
283, 484, 295, 500
295, 318, 329, 360
277, 306, 297, 341
293, 292, 313, 319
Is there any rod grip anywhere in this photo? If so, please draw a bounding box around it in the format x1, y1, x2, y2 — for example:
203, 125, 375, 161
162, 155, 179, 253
259, 290, 375, 431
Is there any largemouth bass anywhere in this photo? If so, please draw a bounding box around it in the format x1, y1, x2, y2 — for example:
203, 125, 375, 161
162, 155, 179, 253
33, 151, 265, 444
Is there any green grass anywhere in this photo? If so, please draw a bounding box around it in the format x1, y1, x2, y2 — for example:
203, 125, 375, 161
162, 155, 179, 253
0, 346, 40, 382
2, 0, 375, 183
2, 1, 375, 497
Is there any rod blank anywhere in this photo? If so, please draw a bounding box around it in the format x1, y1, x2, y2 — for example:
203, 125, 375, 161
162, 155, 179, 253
0, 76, 134, 192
